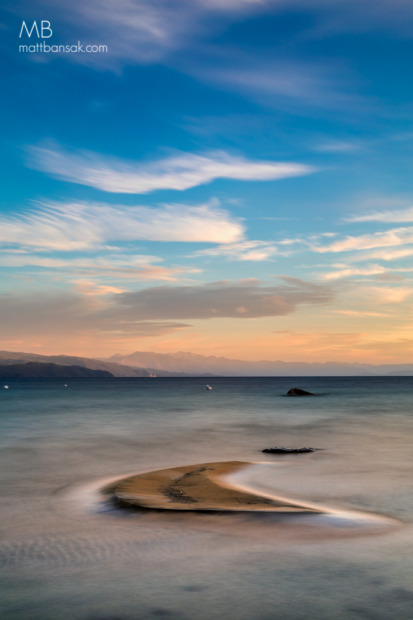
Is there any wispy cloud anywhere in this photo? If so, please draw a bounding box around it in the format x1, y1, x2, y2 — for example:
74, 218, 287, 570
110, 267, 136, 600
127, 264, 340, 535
333, 310, 391, 317
314, 227, 413, 253
90, 264, 201, 282
193, 240, 278, 261
322, 264, 388, 280
74, 281, 126, 296
347, 248, 413, 263
0, 253, 162, 269
197, 60, 361, 112
27, 143, 314, 194
321, 259, 413, 280
364, 285, 413, 304
0, 252, 200, 283
287, 0, 413, 38
346, 206, 413, 223
0, 199, 244, 250
314, 140, 363, 153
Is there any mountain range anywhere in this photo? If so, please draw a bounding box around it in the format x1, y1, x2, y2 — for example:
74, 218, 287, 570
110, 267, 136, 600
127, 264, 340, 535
107, 350, 413, 376
0, 349, 412, 377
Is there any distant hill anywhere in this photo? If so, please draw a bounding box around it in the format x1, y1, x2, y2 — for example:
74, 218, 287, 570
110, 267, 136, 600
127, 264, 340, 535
0, 351, 154, 377
108, 350, 413, 376
0, 362, 113, 379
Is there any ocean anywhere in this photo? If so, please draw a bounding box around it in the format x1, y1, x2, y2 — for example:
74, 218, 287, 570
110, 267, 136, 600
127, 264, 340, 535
1, 376, 412, 619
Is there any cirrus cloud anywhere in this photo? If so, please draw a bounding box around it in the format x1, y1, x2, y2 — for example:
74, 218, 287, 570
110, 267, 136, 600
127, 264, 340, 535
26, 143, 315, 194
314, 227, 413, 253
0, 199, 244, 251
193, 240, 279, 262
346, 206, 413, 223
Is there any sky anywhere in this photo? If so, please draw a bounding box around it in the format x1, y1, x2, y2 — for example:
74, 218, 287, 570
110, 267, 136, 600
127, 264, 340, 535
0, 0, 413, 363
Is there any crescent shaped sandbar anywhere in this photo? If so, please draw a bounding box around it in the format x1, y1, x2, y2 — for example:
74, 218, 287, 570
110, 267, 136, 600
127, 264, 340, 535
103, 461, 323, 513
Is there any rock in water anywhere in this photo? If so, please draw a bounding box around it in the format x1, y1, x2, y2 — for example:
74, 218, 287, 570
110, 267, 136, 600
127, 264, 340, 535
286, 387, 314, 396
262, 447, 315, 454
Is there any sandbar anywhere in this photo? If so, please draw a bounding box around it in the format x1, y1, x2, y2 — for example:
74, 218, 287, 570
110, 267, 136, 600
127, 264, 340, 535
104, 461, 322, 513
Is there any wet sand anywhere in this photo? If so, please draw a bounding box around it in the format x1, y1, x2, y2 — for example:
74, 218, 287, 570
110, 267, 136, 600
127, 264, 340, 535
104, 461, 323, 512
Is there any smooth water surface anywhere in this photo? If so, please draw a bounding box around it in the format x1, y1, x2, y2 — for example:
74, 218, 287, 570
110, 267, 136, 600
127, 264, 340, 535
1, 377, 412, 619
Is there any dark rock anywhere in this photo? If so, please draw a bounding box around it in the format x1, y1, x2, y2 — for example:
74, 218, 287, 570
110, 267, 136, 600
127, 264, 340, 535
262, 447, 315, 454
286, 387, 314, 396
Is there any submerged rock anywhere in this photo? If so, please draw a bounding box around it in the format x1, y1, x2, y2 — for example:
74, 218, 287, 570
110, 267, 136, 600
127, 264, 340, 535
262, 447, 315, 454
286, 387, 314, 396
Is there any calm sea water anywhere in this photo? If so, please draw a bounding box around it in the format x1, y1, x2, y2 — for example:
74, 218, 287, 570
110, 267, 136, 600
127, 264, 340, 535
1, 377, 412, 619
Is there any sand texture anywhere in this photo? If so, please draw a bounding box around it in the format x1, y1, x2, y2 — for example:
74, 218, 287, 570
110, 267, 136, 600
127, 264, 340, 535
104, 461, 323, 512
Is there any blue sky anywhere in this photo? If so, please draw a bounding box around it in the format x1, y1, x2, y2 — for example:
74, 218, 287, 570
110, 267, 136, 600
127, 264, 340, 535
0, 0, 413, 362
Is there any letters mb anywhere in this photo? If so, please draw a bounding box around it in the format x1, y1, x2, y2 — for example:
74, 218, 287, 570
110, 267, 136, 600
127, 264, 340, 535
19, 21, 53, 39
